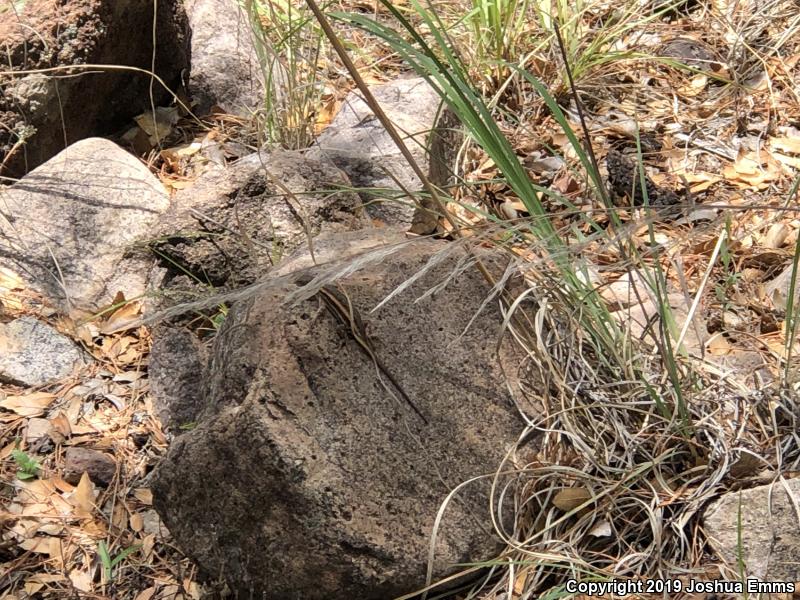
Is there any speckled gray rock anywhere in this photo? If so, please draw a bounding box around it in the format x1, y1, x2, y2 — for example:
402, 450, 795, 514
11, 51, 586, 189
0, 138, 169, 314
704, 478, 800, 580
151, 232, 528, 599
0, 317, 86, 386
185, 0, 264, 116
307, 78, 445, 225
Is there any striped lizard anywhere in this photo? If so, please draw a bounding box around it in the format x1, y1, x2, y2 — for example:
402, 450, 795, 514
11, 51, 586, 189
307, 281, 429, 426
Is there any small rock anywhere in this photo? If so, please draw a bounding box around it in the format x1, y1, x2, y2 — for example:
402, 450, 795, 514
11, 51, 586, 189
612, 292, 708, 356
704, 478, 800, 580
601, 270, 653, 309
524, 154, 565, 175
308, 78, 445, 225
0, 317, 86, 386
675, 208, 719, 224
140, 508, 170, 538
63, 447, 117, 487
763, 223, 788, 249
0, 138, 170, 314
661, 38, 725, 74
722, 309, 746, 330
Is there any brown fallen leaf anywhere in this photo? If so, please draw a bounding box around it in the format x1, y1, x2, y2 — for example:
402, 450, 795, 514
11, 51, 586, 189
679, 170, 723, 193
677, 74, 708, 97
135, 587, 158, 600
0, 441, 16, 459
69, 568, 94, 593
729, 452, 763, 478
773, 152, 800, 170
133, 488, 153, 505
314, 94, 340, 135
134, 106, 180, 145
141, 532, 156, 560
20, 535, 61, 558
723, 148, 783, 189
770, 136, 800, 154
160, 141, 202, 171
130, 511, 144, 532
112, 502, 127, 529
50, 476, 75, 494
70, 473, 96, 518
100, 299, 143, 335
0, 266, 25, 290
707, 334, 733, 356
0, 392, 57, 417
513, 568, 529, 595
157, 584, 182, 600
552, 487, 592, 511
49, 411, 72, 441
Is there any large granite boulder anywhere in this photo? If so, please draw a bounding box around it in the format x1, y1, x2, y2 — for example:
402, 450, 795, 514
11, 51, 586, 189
704, 477, 800, 581
0, 0, 190, 177
0, 138, 169, 314
150, 230, 528, 599
184, 0, 265, 116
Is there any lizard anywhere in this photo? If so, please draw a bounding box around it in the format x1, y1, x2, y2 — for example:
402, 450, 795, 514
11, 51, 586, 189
310, 281, 430, 426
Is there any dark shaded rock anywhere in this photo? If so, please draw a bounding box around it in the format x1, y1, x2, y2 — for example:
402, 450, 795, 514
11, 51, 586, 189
64, 447, 117, 487
0, 0, 190, 177
151, 231, 529, 599
185, 0, 264, 116
606, 148, 680, 207
704, 478, 800, 580
661, 38, 725, 74
149, 150, 369, 296
0, 138, 169, 314
148, 326, 208, 431
0, 317, 87, 386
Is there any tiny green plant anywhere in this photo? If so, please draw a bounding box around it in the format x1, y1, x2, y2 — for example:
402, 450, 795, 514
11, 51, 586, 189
97, 540, 140, 582
714, 215, 741, 310
12, 447, 40, 481
210, 304, 229, 330
736, 493, 749, 600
